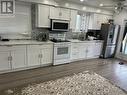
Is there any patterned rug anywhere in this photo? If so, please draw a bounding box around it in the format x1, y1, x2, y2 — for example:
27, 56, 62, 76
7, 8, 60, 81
5, 71, 127, 95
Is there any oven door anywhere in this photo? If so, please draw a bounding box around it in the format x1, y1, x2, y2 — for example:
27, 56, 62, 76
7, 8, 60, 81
54, 44, 71, 60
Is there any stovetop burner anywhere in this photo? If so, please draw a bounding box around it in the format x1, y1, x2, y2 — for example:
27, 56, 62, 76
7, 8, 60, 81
50, 39, 70, 43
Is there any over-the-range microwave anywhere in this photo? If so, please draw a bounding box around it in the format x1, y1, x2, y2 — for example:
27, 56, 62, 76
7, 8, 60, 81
50, 19, 70, 32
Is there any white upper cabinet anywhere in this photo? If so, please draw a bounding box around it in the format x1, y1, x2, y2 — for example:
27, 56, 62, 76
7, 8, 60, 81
50, 6, 61, 20
50, 6, 70, 20
60, 8, 70, 20
89, 14, 113, 30
70, 10, 78, 30
36, 4, 50, 28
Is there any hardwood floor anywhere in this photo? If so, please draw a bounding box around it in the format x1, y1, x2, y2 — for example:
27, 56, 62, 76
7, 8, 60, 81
0, 58, 127, 94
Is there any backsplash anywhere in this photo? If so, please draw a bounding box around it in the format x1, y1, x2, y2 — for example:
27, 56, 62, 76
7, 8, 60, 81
31, 28, 49, 40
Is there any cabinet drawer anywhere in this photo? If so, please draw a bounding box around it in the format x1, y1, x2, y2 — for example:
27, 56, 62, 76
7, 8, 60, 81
27, 44, 53, 49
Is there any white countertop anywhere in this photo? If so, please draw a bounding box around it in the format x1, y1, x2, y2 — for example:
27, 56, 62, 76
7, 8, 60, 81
0, 39, 103, 46
0, 40, 54, 46
68, 39, 103, 43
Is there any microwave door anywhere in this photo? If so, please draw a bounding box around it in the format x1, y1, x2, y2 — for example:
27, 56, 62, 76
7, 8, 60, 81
51, 20, 69, 32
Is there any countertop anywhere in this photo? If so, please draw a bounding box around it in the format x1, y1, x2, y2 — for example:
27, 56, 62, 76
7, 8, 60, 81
68, 39, 103, 43
0, 39, 103, 46
0, 40, 54, 46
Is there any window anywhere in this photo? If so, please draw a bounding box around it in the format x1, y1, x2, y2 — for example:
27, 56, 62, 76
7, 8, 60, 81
120, 22, 127, 54
76, 12, 91, 32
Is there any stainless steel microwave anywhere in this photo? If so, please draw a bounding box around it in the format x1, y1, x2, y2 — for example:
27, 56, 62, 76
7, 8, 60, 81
51, 20, 70, 32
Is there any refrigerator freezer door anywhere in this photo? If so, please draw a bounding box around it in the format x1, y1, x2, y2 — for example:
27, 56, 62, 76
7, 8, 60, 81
104, 45, 116, 58
112, 25, 120, 44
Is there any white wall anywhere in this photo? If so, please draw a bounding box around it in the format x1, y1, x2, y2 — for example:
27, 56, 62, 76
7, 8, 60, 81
113, 10, 127, 60
0, 1, 31, 39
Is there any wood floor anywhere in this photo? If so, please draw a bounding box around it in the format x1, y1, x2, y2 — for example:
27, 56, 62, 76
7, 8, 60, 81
0, 58, 127, 94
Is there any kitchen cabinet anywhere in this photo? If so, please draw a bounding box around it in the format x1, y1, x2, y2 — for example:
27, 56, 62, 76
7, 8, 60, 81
27, 45, 41, 67
79, 43, 87, 59
11, 46, 27, 69
70, 10, 78, 30
94, 43, 103, 57
0, 46, 27, 71
71, 43, 80, 60
50, 6, 70, 20
89, 14, 113, 30
0, 51, 11, 71
71, 42, 103, 62
40, 45, 53, 65
86, 43, 96, 59
27, 44, 53, 67
36, 4, 50, 28
71, 43, 87, 61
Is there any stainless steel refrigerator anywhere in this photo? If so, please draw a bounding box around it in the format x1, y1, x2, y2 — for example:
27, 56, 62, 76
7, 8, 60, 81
100, 23, 120, 58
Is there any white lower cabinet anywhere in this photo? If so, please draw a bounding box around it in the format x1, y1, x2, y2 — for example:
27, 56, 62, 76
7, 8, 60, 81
27, 44, 53, 67
0, 51, 11, 71
27, 45, 41, 67
0, 44, 53, 73
71, 42, 103, 62
11, 46, 27, 69
86, 43, 96, 59
0, 46, 27, 71
40, 47, 53, 65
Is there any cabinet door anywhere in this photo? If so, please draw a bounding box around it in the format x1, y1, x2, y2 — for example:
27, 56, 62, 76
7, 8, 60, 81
60, 8, 70, 20
71, 43, 80, 60
40, 47, 53, 65
94, 43, 103, 57
79, 43, 87, 59
37, 4, 50, 28
11, 46, 27, 69
0, 51, 11, 71
70, 10, 77, 30
27, 45, 41, 67
86, 43, 96, 59
49, 6, 60, 19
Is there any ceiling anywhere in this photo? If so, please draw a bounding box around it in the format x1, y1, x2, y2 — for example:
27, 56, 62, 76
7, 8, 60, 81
55, 0, 127, 10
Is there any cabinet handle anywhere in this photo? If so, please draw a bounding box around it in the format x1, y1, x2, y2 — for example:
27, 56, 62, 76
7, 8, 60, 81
8, 56, 12, 61
40, 54, 43, 58
38, 54, 41, 58
38, 54, 43, 58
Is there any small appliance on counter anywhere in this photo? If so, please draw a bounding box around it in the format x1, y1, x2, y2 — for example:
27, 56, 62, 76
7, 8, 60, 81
86, 29, 101, 40
36, 32, 49, 41
78, 32, 86, 41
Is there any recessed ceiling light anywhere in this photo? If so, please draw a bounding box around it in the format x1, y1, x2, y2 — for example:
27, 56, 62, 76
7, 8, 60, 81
80, 0, 84, 2
99, 4, 104, 7
115, 7, 118, 10
65, 3, 69, 7
83, 7, 86, 10
97, 9, 101, 13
